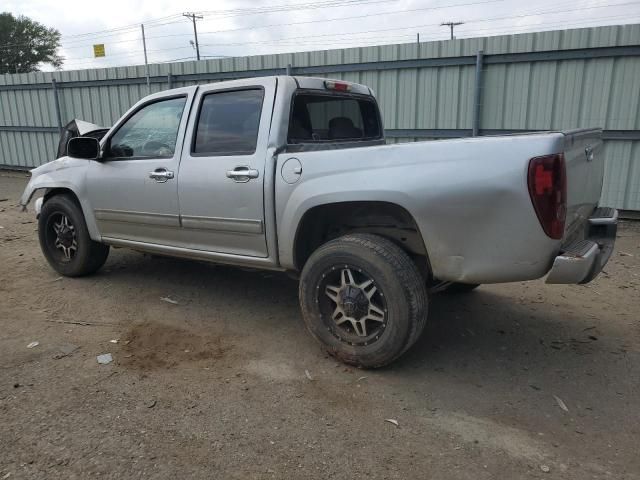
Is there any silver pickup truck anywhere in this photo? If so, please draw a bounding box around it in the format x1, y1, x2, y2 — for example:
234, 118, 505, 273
20, 76, 618, 367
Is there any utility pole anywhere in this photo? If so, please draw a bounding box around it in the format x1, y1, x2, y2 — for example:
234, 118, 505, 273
183, 12, 203, 61
141, 24, 150, 90
441, 21, 464, 40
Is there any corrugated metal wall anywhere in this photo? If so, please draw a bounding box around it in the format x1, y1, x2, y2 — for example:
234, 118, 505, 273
1, 24, 639, 210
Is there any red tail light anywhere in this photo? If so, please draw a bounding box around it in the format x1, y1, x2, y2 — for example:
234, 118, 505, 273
324, 80, 352, 92
527, 154, 566, 239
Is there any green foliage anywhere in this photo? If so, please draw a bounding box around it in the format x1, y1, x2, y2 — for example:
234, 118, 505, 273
0, 12, 63, 74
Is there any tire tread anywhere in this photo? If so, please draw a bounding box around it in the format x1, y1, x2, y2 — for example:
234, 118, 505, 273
300, 233, 428, 368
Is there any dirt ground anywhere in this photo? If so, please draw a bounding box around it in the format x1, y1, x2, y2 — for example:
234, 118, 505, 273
1, 171, 639, 479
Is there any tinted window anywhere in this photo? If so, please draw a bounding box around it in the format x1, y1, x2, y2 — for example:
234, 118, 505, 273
193, 89, 264, 155
109, 97, 186, 158
288, 94, 381, 143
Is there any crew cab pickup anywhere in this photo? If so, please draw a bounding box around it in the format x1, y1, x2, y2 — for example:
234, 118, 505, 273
20, 76, 618, 367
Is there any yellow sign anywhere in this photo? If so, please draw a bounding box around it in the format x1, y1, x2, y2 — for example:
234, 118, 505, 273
93, 44, 105, 58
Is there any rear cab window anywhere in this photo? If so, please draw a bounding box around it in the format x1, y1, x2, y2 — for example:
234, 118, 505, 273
288, 92, 382, 145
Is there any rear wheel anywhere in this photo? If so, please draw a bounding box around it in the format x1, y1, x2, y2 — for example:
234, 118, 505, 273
38, 195, 110, 277
299, 233, 428, 368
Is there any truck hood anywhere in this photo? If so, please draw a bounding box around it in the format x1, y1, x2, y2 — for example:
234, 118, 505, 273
57, 119, 109, 159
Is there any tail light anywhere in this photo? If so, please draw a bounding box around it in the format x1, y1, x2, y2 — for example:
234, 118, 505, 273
324, 80, 351, 92
527, 154, 566, 239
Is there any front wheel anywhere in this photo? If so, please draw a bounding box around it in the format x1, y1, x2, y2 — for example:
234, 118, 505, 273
299, 233, 428, 368
38, 195, 110, 277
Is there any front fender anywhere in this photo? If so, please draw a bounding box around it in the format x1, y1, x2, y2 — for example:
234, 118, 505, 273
19, 157, 101, 241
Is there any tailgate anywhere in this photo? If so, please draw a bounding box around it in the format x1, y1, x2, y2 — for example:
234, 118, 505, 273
562, 128, 604, 241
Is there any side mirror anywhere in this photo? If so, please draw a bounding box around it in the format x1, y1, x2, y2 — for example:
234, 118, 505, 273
67, 137, 101, 160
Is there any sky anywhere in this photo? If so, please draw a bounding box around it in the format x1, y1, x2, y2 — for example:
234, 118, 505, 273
3, 0, 640, 71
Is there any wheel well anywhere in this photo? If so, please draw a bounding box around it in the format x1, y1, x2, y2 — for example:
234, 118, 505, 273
294, 201, 431, 277
43, 188, 81, 207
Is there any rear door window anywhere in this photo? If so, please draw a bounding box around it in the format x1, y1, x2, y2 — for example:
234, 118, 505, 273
288, 93, 381, 143
193, 89, 264, 156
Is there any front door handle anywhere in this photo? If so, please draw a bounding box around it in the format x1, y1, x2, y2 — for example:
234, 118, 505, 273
149, 168, 174, 183
226, 166, 260, 183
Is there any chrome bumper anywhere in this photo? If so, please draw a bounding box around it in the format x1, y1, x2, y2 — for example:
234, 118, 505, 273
546, 207, 618, 284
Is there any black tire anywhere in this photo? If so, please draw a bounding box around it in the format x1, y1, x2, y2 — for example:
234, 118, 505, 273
299, 233, 428, 368
38, 194, 110, 277
443, 282, 480, 294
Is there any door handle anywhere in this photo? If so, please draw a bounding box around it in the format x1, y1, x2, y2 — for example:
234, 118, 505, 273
226, 166, 260, 183
149, 168, 174, 183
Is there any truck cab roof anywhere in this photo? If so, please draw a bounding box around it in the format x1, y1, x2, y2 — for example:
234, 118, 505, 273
290, 76, 373, 96
158, 76, 374, 98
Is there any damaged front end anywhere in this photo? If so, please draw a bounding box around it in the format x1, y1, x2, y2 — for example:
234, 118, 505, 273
20, 119, 109, 213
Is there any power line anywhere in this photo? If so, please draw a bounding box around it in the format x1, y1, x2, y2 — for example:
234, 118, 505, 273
60, 14, 185, 40
4, 0, 399, 48
60, 0, 503, 47
193, 0, 638, 48
453, 12, 640, 37
193, 0, 503, 38
198, 0, 398, 17
9, 0, 613, 52
0, 0, 504, 55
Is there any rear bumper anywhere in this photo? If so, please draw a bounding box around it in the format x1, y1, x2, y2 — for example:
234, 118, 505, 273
546, 207, 617, 284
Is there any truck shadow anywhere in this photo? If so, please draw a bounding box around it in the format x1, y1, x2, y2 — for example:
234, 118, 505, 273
99, 250, 624, 383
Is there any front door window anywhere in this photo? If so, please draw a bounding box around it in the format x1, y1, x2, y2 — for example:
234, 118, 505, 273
108, 97, 187, 159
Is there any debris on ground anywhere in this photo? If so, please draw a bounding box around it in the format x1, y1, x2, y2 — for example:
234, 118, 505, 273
54, 344, 79, 359
97, 353, 113, 365
160, 296, 179, 305
553, 394, 569, 412
26, 341, 39, 349
146, 399, 157, 409
46, 319, 117, 327
109, 339, 119, 344
540, 464, 550, 473
384, 418, 399, 427
304, 369, 313, 381
357, 376, 368, 382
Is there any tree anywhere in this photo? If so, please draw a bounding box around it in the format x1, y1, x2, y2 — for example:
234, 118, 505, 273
0, 12, 63, 74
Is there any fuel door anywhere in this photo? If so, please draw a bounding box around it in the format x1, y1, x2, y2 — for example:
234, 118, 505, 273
281, 157, 303, 184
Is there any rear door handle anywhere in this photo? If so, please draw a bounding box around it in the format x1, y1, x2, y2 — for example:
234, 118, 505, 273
149, 168, 174, 183
226, 166, 259, 183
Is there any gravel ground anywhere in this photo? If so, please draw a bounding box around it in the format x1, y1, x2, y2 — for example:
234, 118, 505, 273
1, 171, 639, 479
